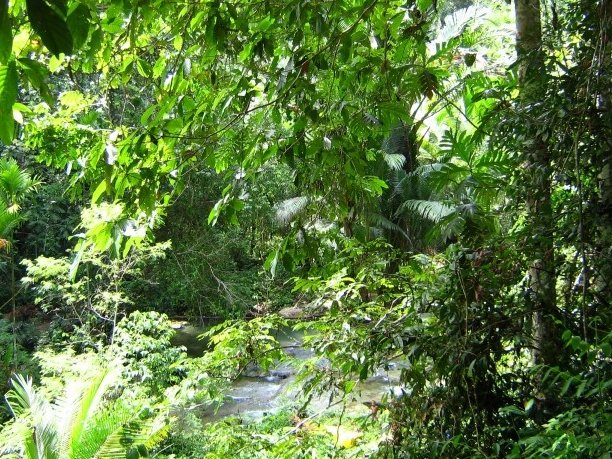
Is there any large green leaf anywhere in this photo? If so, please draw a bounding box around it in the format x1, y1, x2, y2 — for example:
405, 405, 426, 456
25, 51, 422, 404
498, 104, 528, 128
0, 0, 11, 64
0, 60, 17, 144
25, 0, 73, 57
67, 4, 91, 50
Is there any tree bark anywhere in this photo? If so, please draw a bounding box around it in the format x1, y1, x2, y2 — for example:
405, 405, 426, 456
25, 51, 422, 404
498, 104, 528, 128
514, 0, 559, 366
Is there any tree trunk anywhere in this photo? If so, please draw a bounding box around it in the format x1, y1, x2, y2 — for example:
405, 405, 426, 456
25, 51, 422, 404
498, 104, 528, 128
514, 0, 560, 366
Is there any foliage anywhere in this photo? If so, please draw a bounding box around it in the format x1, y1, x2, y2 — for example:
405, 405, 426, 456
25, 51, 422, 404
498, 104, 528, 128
0, 157, 39, 306
0, 319, 39, 422
0, 157, 39, 226
0, 367, 170, 459
161, 410, 382, 459
136, 165, 294, 319
22, 236, 170, 350
20, 181, 82, 259
177, 317, 287, 408
0, 0, 610, 458
113, 311, 187, 396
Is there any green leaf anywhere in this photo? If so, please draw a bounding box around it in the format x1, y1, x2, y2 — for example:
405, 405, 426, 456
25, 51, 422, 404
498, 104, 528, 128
140, 105, 156, 125
136, 58, 151, 78
69, 241, 84, 280
417, 0, 433, 12
0, 0, 12, 64
66, 4, 90, 50
255, 15, 274, 32
205, 13, 217, 48
173, 35, 183, 51
0, 60, 17, 144
18, 57, 53, 105
26, 0, 74, 57
264, 249, 280, 277
46, 0, 67, 15
91, 180, 107, 203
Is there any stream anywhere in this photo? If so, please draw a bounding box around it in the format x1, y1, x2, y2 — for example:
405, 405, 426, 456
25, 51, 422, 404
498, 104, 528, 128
171, 323, 408, 422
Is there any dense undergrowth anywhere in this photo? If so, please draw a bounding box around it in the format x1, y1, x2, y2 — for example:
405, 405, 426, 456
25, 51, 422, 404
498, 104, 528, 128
0, 0, 610, 457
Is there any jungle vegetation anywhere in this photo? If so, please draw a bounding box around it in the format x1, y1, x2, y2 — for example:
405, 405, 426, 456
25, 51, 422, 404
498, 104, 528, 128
0, 0, 610, 457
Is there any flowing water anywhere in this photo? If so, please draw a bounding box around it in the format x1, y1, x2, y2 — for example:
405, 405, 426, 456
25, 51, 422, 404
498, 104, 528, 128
171, 322, 408, 422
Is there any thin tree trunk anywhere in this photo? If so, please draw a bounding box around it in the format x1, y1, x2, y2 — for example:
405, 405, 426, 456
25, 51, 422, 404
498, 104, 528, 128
514, 0, 559, 366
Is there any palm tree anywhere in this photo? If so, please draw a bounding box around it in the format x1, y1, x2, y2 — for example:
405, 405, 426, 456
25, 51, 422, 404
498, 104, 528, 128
0, 158, 39, 346
3, 369, 169, 458
1, 159, 34, 248
369, 125, 508, 253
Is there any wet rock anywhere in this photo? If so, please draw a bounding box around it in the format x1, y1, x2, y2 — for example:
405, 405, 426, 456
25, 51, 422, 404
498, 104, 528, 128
227, 395, 251, 403
244, 363, 265, 378
269, 369, 293, 379
170, 320, 188, 330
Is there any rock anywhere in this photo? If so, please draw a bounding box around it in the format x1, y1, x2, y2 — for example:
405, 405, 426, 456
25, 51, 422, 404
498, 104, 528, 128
170, 320, 187, 330
269, 369, 293, 379
243, 362, 265, 378
226, 395, 250, 403
278, 303, 323, 320
278, 306, 306, 319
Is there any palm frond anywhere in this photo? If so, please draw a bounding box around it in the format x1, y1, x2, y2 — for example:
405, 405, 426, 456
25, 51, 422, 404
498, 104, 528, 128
55, 368, 116, 457
5, 375, 59, 459
75, 406, 169, 459
428, 211, 466, 243
381, 152, 406, 171
396, 199, 454, 223
0, 158, 40, 211
382, 123, 419, 173
392, 168, 437, 201
5, 375, 51, 419
275, 196, 310, 225
439, 5, 489, 42
0, 209, 21, 240
367, 212, 409, 239
4, 369, 167, 459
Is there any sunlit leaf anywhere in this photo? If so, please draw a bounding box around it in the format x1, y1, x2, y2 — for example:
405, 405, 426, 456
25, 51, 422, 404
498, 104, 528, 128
0, 59, 17, 143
